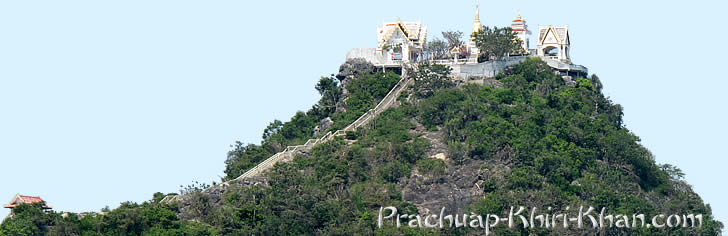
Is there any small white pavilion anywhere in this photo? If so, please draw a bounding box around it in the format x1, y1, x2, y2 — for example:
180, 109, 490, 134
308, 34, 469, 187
537, 25, 571, 62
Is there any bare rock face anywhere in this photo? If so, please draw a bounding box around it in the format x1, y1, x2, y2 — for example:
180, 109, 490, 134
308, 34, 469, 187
335, 58, 375, 82
313, 117, 334, 136
402, 127, 514, 216
335, 101, 347, 113
329, 58, 375, 115
402, 158, 503, 216
562, 76, 577, 87
335, 58, 375, 97
431, 153, 447, 160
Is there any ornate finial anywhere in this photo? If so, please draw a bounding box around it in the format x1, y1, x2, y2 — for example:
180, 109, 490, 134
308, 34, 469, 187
472, 2, 482, 34
517, 11, 522, 20
475, 5, 480, 23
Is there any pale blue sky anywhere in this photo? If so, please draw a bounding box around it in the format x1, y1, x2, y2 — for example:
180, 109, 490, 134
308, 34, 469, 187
1, 0, 726, 228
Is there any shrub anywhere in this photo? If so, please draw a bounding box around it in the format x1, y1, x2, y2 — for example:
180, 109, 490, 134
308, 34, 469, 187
416, 158, 447, 176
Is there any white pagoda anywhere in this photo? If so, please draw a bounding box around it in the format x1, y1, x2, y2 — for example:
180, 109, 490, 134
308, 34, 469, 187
466, 6, 482, 64
510, 12, 531, 54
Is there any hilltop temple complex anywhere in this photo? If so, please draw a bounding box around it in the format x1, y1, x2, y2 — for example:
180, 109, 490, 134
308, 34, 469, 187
346, 6, 587, 79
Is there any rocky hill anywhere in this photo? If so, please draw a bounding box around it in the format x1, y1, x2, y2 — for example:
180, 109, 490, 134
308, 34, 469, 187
1, 58, 722, 235
176, 58, 723, 235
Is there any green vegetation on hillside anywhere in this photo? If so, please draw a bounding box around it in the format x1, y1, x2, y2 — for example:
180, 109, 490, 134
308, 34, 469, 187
2, 58, 721, 235
0, 201, 217, 235
223, 71, 399, 179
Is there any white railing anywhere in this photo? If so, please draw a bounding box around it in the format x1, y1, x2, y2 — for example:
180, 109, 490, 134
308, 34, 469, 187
430, 59, 469, 65
230, 66, 412, 182
158, 66, 414, 204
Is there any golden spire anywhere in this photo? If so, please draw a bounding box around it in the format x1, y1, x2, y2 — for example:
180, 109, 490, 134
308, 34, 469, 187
517, 11, 522, 20
472, 4, 482, 34
475, 6, 480, 24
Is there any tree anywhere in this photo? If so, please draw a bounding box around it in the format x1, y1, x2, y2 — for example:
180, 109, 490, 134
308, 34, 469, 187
473, 26, 525, 61
660, 164, 685, 180
408, 63, 454, 98
0, 203, 53, 235
425, 38, 447, 60
262, 120, 283, 142
441, 31, 464, 51
315, 76, 341, 111
590, 74, 604, 92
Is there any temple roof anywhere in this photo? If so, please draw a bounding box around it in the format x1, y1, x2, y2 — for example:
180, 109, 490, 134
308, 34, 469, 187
538, 26, 569, 44
511, 13, 529, 32
378, 20, 427, 48
4, 194, 52, 209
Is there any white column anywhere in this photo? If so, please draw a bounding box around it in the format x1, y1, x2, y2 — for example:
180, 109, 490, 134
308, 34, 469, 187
403, 44, 410, 63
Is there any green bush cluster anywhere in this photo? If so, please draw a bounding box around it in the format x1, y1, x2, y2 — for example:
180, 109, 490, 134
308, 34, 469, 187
0, 200, 217, 235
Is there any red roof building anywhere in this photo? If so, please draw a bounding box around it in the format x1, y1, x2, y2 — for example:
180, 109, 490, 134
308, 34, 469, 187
4, 194, 52, 209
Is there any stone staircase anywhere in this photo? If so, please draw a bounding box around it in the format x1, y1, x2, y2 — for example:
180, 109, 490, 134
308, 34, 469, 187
161, 66, 412, 204
231, 67, 412, 181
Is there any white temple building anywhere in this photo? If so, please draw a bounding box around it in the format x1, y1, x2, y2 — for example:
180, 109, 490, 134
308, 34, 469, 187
376, 19, 428, 63
346, 19, 427, 68
537, 25, 571, 62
